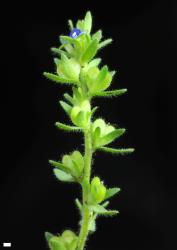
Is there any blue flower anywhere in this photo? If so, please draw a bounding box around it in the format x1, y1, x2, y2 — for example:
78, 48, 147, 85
69, 28, 82, 38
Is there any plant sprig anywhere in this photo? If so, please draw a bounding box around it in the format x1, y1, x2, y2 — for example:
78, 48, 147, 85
44, 11, 134, 250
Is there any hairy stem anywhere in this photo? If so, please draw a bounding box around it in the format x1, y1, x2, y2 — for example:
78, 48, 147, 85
77, 125, 92, 250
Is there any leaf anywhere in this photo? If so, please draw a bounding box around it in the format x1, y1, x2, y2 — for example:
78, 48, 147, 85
92, 30, 102, 42
63, 93, 75, 105
51, 47, 68, 57
54, 58, 60, 66
68, 19, 74, 30
84, 11, 92, 33
75, 198, 82, 213
43, 72, 76, 85
88, 58, 101, 68
60, 54, 80, 82
91, 106, 98, 117
94, 65, 112, 92
98, 147, 135, 155
76, 20, 85, 31
102, 201, 110, 208
69, 238, 78, 250
89, 204, 119, 216
88, 214, 97, 233
59, 101, 72, 115
53, 168, 75, 182
45, 232, 54, 242
104, 187, 121, 200
60, 35, 80, 46
49, 159, 70, 171
55, 122, 81, 132
49, 236, 67, 250
93, 127, 101, 148
98, 38, 113, 49
93, 89, 128, 98
97, 128, 126, 148
81, 39, 98, 64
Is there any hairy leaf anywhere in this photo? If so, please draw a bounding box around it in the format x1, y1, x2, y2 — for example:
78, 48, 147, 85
93, 89, 127, 98
55, 122, 81, 132
43, 72, 76, 85
104, 187, 121, 200
99, 147, 135, 155
89, 204, 119, 216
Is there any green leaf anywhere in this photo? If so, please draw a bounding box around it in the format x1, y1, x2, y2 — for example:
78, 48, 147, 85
81, 39, 98, 64
60, 54, 80, 82
59, 101, 72, 115
51, 48, 68, 57
91, 106, 98, 117
98, 147, 135, 155
49, 160, 70, 173
54, 58, 60, 66
88, 214, 97, 233
93, 127, 101, 148
45, 232, 54, 242
84, 11, 92, 33
102, 201, 110, 208
76, 20, 85, 31
69, 238, 78, 250
93, 89, 127, 98
92, 30, 102, 42
95, 65, 108, 86
98, 128, 126, 148
88, 58, 101, 68
68, 19, 74, 30
49, 236, 67, 250
63, 93, 75, 105
104, 187, 121, 200
89, 204, 119, 216
98, 38, 113, 49
55, 122, 82, 132
60, 36, 80, 46
43, 72, 76, 85
92, 65, 112, 92
53, 168, 75, 182
75, 198, 82, 213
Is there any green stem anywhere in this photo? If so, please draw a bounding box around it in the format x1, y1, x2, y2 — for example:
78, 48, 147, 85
77, 126, 92, 250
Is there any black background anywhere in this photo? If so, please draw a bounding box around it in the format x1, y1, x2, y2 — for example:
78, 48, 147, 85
1, 0, 177, 249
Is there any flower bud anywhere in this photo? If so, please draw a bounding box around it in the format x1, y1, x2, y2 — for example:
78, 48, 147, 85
70, 100, 91, 128
57, 56, 80, 82
90, 177, 106, 204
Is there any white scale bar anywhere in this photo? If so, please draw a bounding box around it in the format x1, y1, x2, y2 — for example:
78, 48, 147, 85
3, 243, 11, 247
